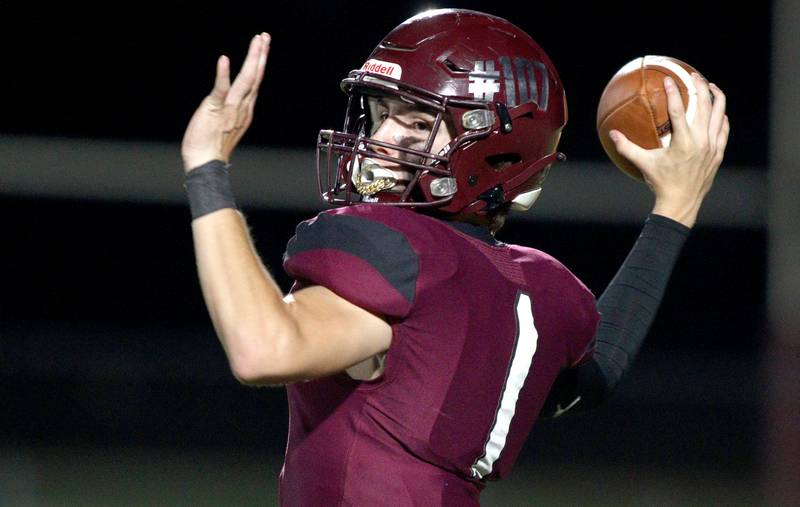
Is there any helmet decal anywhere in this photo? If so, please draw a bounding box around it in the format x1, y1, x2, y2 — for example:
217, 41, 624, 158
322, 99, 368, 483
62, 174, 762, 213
474, 57, 551, 109
507, 57, 550, 110
468, 61, 502, 101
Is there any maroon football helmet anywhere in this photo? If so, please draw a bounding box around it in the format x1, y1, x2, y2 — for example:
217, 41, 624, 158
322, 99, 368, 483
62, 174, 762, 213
316, 8, 567, 216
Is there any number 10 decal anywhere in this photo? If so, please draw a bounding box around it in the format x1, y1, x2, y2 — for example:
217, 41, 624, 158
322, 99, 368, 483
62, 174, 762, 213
471, 291, 539, 479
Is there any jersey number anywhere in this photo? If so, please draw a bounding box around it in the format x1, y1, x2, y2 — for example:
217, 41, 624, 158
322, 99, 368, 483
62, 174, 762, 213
471, 292, 539, 479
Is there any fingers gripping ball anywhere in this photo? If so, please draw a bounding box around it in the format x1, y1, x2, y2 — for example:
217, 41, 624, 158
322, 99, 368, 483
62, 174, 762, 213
596, 55, 703, 181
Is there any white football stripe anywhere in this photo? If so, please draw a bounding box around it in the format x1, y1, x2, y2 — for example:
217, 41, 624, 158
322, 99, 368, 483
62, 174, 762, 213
471, 293, 539, 479
643, 55, 698, 147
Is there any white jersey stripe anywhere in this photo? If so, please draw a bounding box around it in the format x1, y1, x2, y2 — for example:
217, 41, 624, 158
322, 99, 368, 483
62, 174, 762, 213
471, 292, 539, 479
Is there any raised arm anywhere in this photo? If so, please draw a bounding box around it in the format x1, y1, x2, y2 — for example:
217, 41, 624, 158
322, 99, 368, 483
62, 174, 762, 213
542, 74, 729, 417
181, 34, 391, 386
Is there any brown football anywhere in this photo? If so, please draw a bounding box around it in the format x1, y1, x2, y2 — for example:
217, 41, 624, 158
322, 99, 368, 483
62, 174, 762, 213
596, 55, 702, 181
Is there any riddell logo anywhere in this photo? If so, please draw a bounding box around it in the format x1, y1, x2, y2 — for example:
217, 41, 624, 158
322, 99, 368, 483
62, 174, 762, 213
361, 59, 402, 79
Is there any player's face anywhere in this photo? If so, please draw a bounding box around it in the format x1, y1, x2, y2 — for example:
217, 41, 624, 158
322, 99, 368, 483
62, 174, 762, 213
364, 97, 453, 193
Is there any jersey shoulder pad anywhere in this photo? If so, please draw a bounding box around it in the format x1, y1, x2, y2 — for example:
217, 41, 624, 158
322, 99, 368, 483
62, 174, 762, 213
284, 206, 432, 318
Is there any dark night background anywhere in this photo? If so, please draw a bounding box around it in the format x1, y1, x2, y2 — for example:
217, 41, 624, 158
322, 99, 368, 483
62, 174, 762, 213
0, 1, 774, 505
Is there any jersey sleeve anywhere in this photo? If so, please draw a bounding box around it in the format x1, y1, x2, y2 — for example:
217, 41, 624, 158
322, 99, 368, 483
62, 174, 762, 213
282, 209, 420, 319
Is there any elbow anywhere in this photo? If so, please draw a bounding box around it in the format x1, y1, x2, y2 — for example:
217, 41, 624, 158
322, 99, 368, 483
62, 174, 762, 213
569, 359, 619, 412
584, 382, 615, 410
230, 353, 297, 386
230, 359, 277, 386
224, 327, 301, 386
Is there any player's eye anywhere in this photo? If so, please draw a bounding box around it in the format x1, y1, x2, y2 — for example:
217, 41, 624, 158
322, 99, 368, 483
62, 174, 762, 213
369, 110, 389, 135
371, 107, 389, 124
412, 120, 432, 132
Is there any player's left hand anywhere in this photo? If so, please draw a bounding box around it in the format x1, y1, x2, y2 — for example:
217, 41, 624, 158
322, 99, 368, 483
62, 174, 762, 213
609, 73, 729, 228
181, 33, 270, 172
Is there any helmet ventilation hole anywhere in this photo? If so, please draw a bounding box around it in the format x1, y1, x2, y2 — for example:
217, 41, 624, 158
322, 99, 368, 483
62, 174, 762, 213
486, 153, 522, 170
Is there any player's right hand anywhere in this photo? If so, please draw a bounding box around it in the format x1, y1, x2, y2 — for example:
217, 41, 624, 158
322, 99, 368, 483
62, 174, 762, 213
181, 33, 270, 173
609, 73, 729, 228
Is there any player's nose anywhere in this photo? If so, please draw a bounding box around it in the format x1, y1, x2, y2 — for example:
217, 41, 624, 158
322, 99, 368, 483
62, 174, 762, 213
370, 121, 403, 160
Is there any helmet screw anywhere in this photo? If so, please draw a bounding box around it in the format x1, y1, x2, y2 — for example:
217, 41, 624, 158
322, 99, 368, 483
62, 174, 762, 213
468, 175, 478, 186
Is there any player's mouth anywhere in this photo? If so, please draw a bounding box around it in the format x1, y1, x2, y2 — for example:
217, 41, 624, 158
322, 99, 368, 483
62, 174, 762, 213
354, 158, 413, 196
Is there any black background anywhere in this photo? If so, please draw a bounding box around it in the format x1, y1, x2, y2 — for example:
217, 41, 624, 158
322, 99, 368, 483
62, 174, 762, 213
2, 1, 768, 164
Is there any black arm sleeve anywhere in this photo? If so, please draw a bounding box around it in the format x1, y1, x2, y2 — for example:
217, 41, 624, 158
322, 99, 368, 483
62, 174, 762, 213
540, 214, 690, 417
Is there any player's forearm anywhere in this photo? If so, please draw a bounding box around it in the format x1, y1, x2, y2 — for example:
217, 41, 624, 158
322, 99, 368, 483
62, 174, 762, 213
191, 208, 299, 383
591, 214, 690, 388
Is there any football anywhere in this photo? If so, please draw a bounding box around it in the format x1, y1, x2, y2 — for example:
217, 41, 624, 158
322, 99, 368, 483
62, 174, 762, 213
596, 55, 702, 181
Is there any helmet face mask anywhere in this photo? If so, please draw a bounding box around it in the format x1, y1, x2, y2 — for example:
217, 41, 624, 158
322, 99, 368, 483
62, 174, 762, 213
316, 9, 567, 216
317, 73, 486, 208
355, 95, 454, 197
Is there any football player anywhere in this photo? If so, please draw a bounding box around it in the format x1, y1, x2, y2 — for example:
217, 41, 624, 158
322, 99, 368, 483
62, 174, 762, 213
181, 9, 728, 506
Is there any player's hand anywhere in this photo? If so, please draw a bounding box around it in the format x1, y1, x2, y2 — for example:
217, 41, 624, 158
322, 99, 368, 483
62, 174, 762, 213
609, 73, 730, 228
181, 33, 270, 172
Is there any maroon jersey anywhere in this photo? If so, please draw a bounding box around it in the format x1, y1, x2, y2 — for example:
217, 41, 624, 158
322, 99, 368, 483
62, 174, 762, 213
281, 205, 599, 506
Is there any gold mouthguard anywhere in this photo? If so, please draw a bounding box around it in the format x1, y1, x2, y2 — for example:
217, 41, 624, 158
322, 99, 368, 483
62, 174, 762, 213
354, 177, 397, 196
